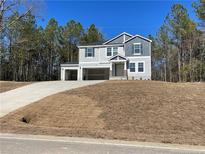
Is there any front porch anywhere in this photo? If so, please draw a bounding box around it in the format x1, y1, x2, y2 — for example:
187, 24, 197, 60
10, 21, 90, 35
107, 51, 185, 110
109, 55, 128, 80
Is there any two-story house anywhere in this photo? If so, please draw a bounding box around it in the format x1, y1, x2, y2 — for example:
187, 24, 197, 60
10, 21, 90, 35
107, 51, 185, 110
61, 32, 152, 80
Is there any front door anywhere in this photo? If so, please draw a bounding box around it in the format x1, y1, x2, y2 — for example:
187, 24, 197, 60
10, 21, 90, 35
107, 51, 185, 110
115, 63, 124, 76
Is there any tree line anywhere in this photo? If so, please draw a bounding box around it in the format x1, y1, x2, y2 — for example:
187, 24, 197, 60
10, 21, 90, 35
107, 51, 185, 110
150, 1, 205, 82
0, 0, 204, 82
0, 1, 103, 81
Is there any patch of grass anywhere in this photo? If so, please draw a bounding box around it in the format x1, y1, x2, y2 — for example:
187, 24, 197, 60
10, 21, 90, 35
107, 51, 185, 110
0, 81, 31, 93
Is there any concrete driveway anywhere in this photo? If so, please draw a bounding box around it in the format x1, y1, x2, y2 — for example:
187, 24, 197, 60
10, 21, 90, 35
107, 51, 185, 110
0, 81, 104, 117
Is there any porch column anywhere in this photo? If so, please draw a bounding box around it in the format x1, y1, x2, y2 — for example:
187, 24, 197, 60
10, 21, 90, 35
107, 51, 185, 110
78, 67, 83, 80
78, 67, 82, 81
124, 61, 127, 77
61, 67, 65, 81
109, 63, 112, 78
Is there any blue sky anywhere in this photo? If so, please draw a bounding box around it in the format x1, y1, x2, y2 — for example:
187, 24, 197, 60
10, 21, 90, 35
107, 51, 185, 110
37, 0, 197, 39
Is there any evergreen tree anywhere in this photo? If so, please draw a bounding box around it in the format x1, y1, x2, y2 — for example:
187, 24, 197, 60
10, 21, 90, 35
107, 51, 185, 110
64, 20, 84, 62
81, 24, 104, 44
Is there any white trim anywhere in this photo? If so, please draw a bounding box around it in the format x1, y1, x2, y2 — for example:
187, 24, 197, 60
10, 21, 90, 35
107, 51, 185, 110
124, 61, 127, 70
79, 61, 109, 64
125, 35, 152, 43
61, 67, 79, 70
127, 56, 150, 59
103, 32, 133, 45
109, 54, 127, 61
61, 67, 80, 81
110, 60, 126, 63
137, 61, 145, 73
81, 66, 110, 68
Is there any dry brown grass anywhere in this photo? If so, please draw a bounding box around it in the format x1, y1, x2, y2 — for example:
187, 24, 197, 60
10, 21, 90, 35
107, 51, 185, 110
0, 81, 205, 146
0, 81, 31, 93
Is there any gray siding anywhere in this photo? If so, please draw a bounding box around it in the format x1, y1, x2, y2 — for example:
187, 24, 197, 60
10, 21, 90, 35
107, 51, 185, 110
107, 35, 124, 44
107, 34, 132, 45
125, 35, 132, 41
124, 37, 151, 57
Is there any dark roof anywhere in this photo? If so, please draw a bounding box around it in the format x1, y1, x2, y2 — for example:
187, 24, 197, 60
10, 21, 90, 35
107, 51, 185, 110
79, 41, 105, 46
62, 62, 79, 64
61, 62, 79, 67
78, 42, 124, 47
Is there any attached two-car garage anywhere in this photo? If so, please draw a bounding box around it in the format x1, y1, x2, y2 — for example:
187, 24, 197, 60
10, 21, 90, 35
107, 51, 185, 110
61, 64, 110, 81
83, 68, 109, 80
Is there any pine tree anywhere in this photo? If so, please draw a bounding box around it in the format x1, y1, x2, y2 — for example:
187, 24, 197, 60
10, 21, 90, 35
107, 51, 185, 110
81, 24, 104, 44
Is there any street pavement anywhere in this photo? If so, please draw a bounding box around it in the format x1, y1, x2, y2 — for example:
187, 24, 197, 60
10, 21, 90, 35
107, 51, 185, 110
0, 134, 205, 154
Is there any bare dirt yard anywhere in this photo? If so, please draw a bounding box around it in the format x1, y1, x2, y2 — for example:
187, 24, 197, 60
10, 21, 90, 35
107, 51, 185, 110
0, 81, 205, 146
0, 81, 31, 93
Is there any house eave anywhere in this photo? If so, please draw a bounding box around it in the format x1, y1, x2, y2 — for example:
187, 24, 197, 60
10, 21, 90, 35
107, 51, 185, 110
61, 63, 79, 67
103, 32, 133, 45
109, 54, 128, 61
78, 43, 124, 48
125, 35, 152, 43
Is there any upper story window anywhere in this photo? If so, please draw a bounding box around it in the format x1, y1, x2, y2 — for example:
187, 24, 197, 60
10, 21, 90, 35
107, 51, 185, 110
133, 43, 142, 55
107, 47, 112, 56
113, 47, 118, 56
138, 62, 144, 72
85, 48, 94, 57
129, 63, 135, 72
107, 47, 118, 56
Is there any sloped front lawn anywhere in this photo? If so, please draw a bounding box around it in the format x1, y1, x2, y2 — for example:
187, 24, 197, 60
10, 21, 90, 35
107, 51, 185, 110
0, 81, 31, 93
0, 81, 205, 146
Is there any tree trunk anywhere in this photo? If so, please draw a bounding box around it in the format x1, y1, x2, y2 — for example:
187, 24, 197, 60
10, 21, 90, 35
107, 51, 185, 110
164, 59, 167, 82
178, 49, 181, 82
189, 43, 193, 82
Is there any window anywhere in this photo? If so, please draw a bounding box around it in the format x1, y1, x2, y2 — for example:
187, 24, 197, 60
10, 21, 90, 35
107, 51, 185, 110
133, 43, 141, 55
113, 47, 118, 56
138, 62, 144, 72
85, 48, 94, 57
130, 63, 135, 72
107, 47, 112, 56
107, 47, 118, 56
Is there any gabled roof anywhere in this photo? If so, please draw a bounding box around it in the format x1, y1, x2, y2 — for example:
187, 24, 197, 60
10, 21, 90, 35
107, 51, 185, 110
109, 54, 127, 61
103, 32, 133, 45
124, 35, 152, 43
77, 32, 152, 48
